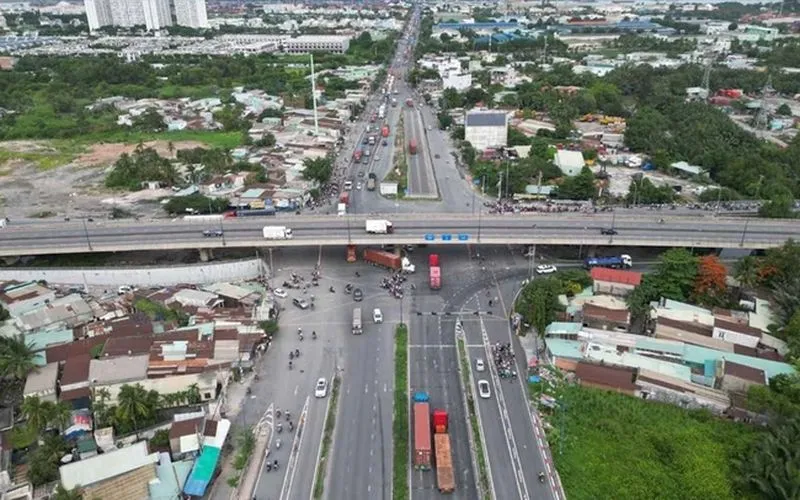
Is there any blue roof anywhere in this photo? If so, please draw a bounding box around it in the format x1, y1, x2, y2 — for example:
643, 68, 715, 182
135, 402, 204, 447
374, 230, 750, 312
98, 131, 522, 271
545, 339, 584, 359
435, 22, 520, 30
183, 446, 221, 497
545, 322, 583, 336
683, 344, 795, 380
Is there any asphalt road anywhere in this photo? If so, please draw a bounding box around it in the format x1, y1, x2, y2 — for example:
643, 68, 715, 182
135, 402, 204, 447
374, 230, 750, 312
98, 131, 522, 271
405, 105, 438, 198
2, 213, 799, 255
326, 263, 398, 500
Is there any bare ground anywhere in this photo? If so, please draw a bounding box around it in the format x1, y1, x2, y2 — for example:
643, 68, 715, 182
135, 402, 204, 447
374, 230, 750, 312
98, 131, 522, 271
0, 140, 208, 220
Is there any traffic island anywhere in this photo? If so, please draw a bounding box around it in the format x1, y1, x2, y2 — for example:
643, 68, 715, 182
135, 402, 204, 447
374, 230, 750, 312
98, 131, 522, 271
312, 374, 341, 499
392, 323, 409, 500
456, 334, 492, 500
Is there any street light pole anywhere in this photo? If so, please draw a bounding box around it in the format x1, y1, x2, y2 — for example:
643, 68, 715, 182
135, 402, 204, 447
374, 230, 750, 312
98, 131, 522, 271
82, 219, 93, 251
740, 219, 750, 247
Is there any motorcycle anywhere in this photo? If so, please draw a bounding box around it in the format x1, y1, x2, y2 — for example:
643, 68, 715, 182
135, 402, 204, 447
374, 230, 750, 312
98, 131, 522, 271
312, 331, 317, 340
285, 412, 291, 421
294, 349, 300, 358
246, 387, 252, 395
273, 460, 279, 471
289, 352, 294, 360
288, 361, 293, 370
329, 286, 336, 293
276, 423, 283, 433
288, 421, 294, 432
275, 439, 281, 450
539, 472, 545, 484
276, 409, 282, 419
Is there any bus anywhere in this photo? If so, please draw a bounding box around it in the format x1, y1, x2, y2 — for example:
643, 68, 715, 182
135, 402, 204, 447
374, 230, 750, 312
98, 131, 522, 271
352, 308, 362, 335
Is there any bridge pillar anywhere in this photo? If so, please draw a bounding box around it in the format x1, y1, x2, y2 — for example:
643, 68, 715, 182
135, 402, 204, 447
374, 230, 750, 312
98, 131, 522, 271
199, 248, 214, 262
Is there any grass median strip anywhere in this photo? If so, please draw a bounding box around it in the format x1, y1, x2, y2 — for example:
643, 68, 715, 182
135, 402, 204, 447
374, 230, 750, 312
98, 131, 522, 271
312, 374, 341, 499
457, 337, 491, 500
393, 323, 409, 500
385, 112, 407, 197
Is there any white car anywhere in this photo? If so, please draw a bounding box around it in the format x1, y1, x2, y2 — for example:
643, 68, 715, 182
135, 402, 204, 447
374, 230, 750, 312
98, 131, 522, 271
536, 264, 558, 275
315, 378, 328, 398
273, 288, 288, 298
478, 380, 491, 399
373, 308, 383, 323
356, 182, 363, 190
475, 359, 485, 372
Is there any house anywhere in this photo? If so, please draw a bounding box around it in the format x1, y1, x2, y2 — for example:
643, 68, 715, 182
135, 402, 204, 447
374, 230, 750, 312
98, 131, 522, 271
712, 318, 761, 349
168, 417, 217, 460
553, 150, 585, 177
14, 294, 94, 332
464, 110, 508, 151
581, 303, 629, 331
720, 360, 766, 393
23, 362, 59, 402
0, 281, 56, 316
59, 441, 159, 498
590, 267, 642, 296
168, 289, 224, 309
59, 354, 91, 403
575, 361, 638, 395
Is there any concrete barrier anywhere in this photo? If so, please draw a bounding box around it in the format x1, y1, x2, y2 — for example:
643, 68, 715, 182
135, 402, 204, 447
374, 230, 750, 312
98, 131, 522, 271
0, 258, 264, 287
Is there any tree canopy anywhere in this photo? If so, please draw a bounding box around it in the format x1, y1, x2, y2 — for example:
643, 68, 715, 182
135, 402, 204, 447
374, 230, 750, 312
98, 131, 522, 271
105, 145, 179, 190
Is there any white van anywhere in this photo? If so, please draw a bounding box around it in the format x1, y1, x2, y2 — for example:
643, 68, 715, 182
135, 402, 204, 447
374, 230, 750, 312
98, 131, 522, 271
373, 308, 383, 324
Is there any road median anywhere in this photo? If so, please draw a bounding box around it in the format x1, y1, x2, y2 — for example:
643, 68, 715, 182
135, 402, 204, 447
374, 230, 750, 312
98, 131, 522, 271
392, 323, 409, 500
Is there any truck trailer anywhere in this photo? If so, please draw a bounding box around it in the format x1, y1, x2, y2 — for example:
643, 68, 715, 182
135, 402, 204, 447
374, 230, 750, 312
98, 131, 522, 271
434, 433, 455, 493
262, 226, 293, 240
346, 245, 357, 263
353, 149, 362, 163
365, 219, 394, 234
381, 125, 390, 138
429, 266, 441, 290
367, 173, 377, 191
363, 249, 415, 272
583, 254, 633, 269
406, 98, 413, 107
413, 402, 432, 469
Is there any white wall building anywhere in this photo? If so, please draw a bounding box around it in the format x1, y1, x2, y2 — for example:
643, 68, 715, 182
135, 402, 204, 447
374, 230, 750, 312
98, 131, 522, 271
143, 0, 172, 31
173, 0, 208, 29
464, 110, 508, 151
554, 150, 586, 177
441, 71, 472, 91
84, 0, 112, 31
107, 0, 145, 27
282, 35, 350, 54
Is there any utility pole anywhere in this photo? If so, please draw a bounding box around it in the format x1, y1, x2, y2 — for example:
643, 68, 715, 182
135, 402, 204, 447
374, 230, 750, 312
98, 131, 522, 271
310, 54, 320, 136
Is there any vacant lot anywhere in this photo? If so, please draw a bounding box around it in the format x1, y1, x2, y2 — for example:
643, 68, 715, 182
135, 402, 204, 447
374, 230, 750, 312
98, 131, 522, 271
0, 137, 219, 219
549, 386, 760, 500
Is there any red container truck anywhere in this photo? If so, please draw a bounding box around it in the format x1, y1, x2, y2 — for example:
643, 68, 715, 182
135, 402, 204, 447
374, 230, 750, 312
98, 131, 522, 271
435, 433, 455, 493
429, 266, 441, 290
346, 245, 357, 263
353, 149, 362, 163
409, 139, 417, 155
406, 98, 414, 107
381, 125, 390, 137
363, 249, 402, 270
413, 402, 432, 470
429, 254, 440, 267
433, 409, 448, 434
339, 192, 350, 206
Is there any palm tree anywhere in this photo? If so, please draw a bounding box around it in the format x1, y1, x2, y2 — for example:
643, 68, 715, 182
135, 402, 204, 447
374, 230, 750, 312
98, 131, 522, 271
186, 383, 202, 405
21, 396, 51, 433
50, 401, 72, 431
52, 484, 83, 500
91, 387, 111, 427
116, 384, 156, 431
0, 334, 38, 380
734, 255, 761, 291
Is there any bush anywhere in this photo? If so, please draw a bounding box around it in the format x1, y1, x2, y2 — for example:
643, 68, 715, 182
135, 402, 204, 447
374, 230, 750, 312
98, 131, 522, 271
163, 194, 229, 215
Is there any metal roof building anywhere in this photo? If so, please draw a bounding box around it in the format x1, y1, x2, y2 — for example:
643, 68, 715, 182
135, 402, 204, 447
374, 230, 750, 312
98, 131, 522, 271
464, 110, 508, 151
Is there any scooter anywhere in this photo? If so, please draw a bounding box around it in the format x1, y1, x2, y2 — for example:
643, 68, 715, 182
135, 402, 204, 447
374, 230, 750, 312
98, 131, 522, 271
288, 421, 294, 432
294, 349, 300, 358
312, 331, 317, 340
288, 361, 293, 370
275, 439, 281, 450
276, 423, 283, 433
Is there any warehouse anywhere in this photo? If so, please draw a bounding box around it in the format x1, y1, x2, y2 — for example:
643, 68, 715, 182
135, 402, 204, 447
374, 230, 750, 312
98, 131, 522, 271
464, 110, 508, 151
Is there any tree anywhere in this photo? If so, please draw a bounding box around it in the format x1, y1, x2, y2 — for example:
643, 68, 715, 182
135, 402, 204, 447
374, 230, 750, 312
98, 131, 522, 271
21, 396, 52, 433
770, 277, 800, 328
52, 484, 83, 500
734, 255, 761, 291
736, 417, 800, 500
437, 112, 453, 130
693, 255, 728, 306
0, 303, 9, 321
515, 277, 565, 335
626, 276, 662, 328
556, 167, 596, 200
301, 155, 333, 185
653, 248, 698, 301
759, 193, 796, 219
131, 107, 166, 132
105, 145, 179, 190
163, 194, 229, 215
213, 103, 249, 132
626, 176, 674, 205
27, 435, 68, 486
114, 384, 158, 432
259, 319, 279, 336
0, 334, 38, 380
776, 103, 792, 116
255, 133, 276, 148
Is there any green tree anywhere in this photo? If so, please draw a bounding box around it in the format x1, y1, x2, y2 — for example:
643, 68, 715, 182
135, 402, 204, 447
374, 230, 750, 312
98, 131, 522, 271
437, 112, 453, 130
653, 248, 698, 301
0, 303, 9, 321
515, 277, 565, 335
0, 334, 38, 380
626, 176, 675, 205
556, 167, 595, 200
131, 107, 166, 132
163, 194, 229, 215
734, 255, 761, 291
114, 384, 159, 432
776, 103, 792, 116
255, 132, 276, 148
27, 435, 69, 486
759, 193, 796, 219
52, 484, 83, 500
105, 145, 179, 190
626, 276, 662, 328
301, 155, 334, 185
259, 319, 279, 336
21, 396, 52, 433
736, 417, 800, 500
213, 103, 249, 132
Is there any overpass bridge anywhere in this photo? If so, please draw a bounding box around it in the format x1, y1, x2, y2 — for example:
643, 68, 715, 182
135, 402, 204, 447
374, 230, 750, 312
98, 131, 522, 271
0, 213, 798, 257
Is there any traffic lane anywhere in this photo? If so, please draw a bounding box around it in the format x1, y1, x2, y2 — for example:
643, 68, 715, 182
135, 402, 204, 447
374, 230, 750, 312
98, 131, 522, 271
408, 315, 437, 494
482, 314, 554, 500
468, 344, 521, 500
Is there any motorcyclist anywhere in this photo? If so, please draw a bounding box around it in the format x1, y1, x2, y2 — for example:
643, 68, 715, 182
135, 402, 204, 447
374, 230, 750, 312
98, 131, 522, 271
297, 327, 302, 335
312, 331, 317, 340
539, 472, 545, 483
295, 348, 300, 357
288, 360, 293, 369
330, 286, 335, 293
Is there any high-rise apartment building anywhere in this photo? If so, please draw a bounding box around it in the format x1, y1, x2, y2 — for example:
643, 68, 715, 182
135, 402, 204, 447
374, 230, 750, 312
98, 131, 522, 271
172, 0, 208, 29
83, 0, 207, 31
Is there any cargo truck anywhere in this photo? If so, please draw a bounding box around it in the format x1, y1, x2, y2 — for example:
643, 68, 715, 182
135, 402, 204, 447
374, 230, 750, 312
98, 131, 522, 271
381, 125, 390, 138
366, 173, 377, 191
433, 409, 448, 433
235, 207, 275, 217
337, 203, 346, 216
434, 433, 455, 493
583, 254, 633, 269
391, 97, 398, 107
409, 139, 417, 155
429, 266, 441, 290
363, 249, 415, 272
262, 226, 293, 239
413, 402, 432, 470
429, 254, 440, 267
365, 219, 394, 234
346, 245, 357, 263
368, 135, 376, 146
353, 150, 362, 163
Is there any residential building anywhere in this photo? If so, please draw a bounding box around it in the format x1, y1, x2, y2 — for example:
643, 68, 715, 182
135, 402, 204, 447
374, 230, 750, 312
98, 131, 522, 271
712, 318, 761, 349
590, 267, 642, 296
441, 71, 472, 91
464, 110, 508, 151
0, 281, 56, 316
107, 0, 146, 27
173, 0, 208, 29
84, 0, 112, 31
581, 303, 630, 331
282, 35, 350, 54
720, 360, 766, 393
59, 441, 159, 497
143, 0, 172, 31
575, 361, 638, 395
23, 362, 59, 402
169, 416, 216, 460
554, 149, 585, 177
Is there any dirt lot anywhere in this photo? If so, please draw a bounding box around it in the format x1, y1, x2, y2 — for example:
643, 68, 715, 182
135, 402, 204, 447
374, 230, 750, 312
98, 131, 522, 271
0, 140, 207, 220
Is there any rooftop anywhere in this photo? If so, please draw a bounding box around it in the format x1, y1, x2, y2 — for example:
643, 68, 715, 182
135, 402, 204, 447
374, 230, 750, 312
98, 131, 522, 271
89, 355, 149, 385
60, 441, 159, 490
23, 362, 59, 398
465, 110, 508, 128
590, 267, 642, 286
554, 149, 585, 168
575, 361, 638, 392
724, 360, 766, 384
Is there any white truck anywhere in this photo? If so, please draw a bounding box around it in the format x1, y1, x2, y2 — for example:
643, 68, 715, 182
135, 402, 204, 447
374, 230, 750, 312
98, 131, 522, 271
337, 203, 347, 216
365, 219, 394, 234
401, 257, 415, 273
262, 226, 293, 239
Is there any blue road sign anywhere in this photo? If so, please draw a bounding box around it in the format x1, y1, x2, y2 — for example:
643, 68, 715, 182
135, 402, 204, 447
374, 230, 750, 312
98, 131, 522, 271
458, 233, 469, 241
424, 233, 435, 241
441, 234, 452, 241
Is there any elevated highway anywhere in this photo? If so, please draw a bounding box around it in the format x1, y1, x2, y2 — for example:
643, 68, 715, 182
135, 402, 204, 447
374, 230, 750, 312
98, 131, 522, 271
1, 213, 798, 256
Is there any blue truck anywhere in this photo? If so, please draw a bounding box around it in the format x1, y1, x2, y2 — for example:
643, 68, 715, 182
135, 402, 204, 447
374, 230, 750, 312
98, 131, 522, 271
583, 254, 633, 269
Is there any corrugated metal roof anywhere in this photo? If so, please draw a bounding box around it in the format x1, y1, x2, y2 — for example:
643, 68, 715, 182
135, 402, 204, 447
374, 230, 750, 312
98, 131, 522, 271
465, 111, 507, 127
590, 267, 642, 286
683, 344, 795, 379
575, 361, 638, 391
60, 441, 158, 490
545, 338, 583, 359
545, 322, 583, 335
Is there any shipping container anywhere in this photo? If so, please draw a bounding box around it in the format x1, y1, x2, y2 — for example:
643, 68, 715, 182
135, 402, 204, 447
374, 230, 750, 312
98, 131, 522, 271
235, 207, 276, 217
346, 245, 357, 263
429, 266, 441, 290
413, 402, 432, 469
434, 433, 455, 493
339, 192, 350, 206
381, 126, 390, 138
409, 139, 417, 155
364, 249, 402, 270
